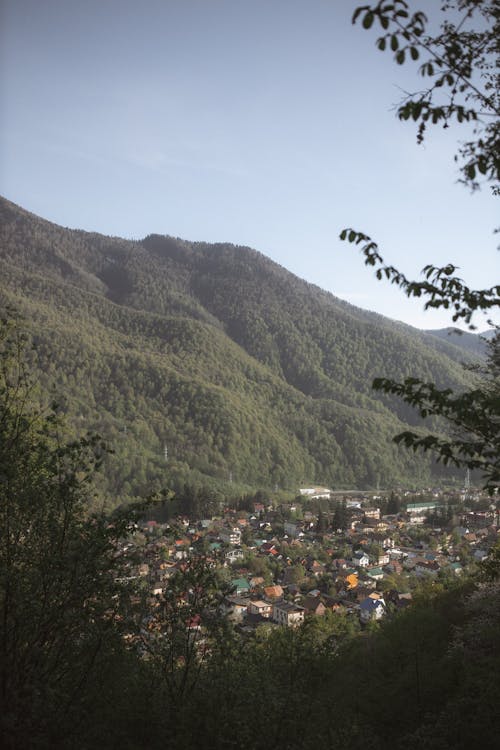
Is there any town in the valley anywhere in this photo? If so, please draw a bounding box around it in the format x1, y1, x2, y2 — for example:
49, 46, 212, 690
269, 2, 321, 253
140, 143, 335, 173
119, 483, 500, 641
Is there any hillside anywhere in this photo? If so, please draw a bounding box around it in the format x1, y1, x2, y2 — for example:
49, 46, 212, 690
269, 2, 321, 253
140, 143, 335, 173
0, 196, 477, 503
424, 327, 493, 357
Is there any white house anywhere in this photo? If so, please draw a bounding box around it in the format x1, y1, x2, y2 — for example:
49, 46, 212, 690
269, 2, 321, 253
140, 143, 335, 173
225, 548, 245, 562
359, 597, 386, 623
220, 527, 242, 546
352, 551, 370, 568
247, 600, 272, 618
272, 601, 305, 627
299, 487, 331, 499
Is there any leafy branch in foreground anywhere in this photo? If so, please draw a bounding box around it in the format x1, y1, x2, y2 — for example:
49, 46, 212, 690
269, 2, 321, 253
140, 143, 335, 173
352, 0, 500, 191
339, 228, 500, 328
341, 2, 499, 492
372, 374, 500, 493
339, 227, 500, 492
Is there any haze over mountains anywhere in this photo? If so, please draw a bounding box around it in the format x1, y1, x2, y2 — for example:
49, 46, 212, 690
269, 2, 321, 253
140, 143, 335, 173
0, 197, 480, 504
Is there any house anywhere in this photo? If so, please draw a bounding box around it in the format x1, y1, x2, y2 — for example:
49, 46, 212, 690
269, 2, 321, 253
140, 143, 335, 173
345, 572, 359, 589
366, 566, 384, 581
352, 551, 370, 568
284, 521, 305, 539
302, 595, 327, 616
225, 548, 245, 563
264, 584, 284, 600
247, 600, 272, 618
260, 541, 279, 555
272, 601, 305, 627
221, 595, 248, 623
299, 487, 331, 499
220, 527, 242, 546
415, 560, 440, 577
406, 502, 439, 524
359, 596, 386, 623
334, 571, 358, 593
231, 577, 251, 595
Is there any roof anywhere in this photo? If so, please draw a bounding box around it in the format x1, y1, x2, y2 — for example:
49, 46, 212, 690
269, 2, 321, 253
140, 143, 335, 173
406, 502, 439, 510
273, 601, 305, 613
264, 585, 284, 599
302, 596, 326, 612
360, 597, 385, 611
232, 577, 250, 590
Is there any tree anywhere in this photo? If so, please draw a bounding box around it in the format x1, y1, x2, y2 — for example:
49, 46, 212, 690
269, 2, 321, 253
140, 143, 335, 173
0, 310, 144, 747
138, 553, 234, 744
341, 1, 500, 493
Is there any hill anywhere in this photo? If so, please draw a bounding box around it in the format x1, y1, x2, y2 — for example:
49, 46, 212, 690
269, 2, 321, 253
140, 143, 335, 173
424, 327, 494, 357
0, 196, 477, 504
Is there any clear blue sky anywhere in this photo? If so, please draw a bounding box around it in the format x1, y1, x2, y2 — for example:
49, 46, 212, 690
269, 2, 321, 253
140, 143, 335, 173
1, 0, 497, 330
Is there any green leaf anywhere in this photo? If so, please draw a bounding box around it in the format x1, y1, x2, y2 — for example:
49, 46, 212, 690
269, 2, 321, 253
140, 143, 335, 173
396, 49, 405, 64
478, 158, 487, 175
390, 34, 399, 51
410, 46, 419, 61
466, 164, 476, 180
351, 7, 365, 24
362, 11, 374, 29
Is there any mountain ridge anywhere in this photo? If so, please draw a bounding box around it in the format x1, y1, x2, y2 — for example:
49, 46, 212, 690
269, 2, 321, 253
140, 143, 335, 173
0, 196, 477, 503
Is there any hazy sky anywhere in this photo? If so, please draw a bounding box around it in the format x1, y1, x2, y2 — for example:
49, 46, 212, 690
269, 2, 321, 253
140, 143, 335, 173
1, 0, 497, 330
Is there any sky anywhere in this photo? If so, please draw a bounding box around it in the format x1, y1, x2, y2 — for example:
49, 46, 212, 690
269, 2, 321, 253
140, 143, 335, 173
1, 0, 498, 331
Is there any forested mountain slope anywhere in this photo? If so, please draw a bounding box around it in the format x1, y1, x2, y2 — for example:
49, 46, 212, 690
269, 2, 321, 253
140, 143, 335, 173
0, 197, 475, 503
424, 327, 493, 357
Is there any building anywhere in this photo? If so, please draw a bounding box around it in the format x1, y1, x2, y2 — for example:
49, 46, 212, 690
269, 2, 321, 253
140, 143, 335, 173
220, 526, 242, 545
272, 601, 305, 627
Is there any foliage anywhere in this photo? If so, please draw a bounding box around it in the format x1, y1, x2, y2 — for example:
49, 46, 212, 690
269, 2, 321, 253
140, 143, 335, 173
352, 0, 500, 192
342, 1, 500, 493
340, 228, 500, 328
0, 310, 148, 748
372, 337, 499, 492
139, 554, 232, 711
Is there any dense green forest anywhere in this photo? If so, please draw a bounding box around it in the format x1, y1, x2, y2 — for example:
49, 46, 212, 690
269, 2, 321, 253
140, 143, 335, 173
0, 196, 479, 503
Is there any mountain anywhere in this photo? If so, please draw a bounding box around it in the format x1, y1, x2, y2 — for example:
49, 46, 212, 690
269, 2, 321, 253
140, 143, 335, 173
424, 327, 494, 357
0, 196, 478, 504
